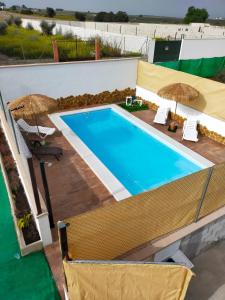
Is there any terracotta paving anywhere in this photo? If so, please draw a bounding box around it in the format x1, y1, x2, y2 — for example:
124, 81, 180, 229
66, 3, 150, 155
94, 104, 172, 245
133, 110, 225, 165
29, 107, 225, 299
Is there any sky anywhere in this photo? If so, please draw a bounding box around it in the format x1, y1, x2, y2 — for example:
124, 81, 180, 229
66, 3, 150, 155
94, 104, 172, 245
3, 0, 225, 18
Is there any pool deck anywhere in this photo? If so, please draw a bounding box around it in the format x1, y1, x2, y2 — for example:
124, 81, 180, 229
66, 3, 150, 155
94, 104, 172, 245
30, 106, 225, 299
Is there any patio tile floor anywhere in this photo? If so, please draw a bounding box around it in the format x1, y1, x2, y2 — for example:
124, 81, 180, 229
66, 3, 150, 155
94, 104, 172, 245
31, 106, 225, 299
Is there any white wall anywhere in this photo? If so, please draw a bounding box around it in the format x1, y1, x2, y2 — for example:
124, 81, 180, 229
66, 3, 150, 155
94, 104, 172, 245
0, 58, 138, 102
22, 19, 150, 55
179, 39, 225, 60
136, 85, 225, 137
148, 40, 155, 63
23, 17, 225, 40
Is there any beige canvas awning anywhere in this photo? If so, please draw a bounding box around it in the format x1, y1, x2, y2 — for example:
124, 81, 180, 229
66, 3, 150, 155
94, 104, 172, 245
137, 61, 225, 121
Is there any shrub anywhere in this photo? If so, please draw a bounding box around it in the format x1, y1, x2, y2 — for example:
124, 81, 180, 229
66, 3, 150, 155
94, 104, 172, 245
14, 17, 22, 27
4, 15, 14, 25
40, 20, 56, 35
18, 213, 32, 230
0, 21, 7, 35
63, 31, 74, 39
26, 22, 34, 30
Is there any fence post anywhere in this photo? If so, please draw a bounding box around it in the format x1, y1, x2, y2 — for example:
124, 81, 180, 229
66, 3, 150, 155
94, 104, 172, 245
0, 91, 7, 121
27, 157, 42, 215
195, 167, 213, 222
146, 36, 149, 55
52, 40, 59, 63
8, 109, 20, 154
40, 160, 55, 228
58, 221, 69, 259
95, 38, 100, 60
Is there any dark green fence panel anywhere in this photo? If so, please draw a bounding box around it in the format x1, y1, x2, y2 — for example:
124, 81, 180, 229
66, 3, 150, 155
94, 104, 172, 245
153, 41, 181, 63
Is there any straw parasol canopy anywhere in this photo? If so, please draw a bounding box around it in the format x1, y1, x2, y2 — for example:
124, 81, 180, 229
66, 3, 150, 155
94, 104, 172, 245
8, 94, 57, 120
158, 83, 200, 114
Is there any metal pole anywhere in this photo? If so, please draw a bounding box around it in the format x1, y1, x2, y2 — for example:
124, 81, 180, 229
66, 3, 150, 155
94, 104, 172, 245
58, 220, 70, 294
40, 160, 55, 228
195, 167, 213, 222
27, 157, 42, 215
8, 109, 20, 154
174, 101, 178, 116
0, 91, 7, 120
58, 221, 69, 260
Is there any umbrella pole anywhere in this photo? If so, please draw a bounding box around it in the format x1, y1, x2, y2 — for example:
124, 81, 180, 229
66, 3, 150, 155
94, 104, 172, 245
30, 100, 40, 136
174, 101, 178, 116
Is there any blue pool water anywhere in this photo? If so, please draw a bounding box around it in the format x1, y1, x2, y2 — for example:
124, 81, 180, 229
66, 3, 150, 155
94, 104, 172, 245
61, 108, 202, 195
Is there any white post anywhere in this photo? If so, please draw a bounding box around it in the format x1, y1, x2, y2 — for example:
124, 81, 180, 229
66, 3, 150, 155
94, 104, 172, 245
36, 212, 53, 246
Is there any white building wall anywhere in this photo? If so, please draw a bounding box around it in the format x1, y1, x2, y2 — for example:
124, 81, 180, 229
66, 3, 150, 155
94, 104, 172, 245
0, 58, 138, 102
179, 39, 225, 60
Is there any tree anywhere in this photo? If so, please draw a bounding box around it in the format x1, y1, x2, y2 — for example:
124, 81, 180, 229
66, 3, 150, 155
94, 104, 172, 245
0, 2, 5, 7
75, 12, 86, 21
94, 11, 129, 23
40, 20, 56, 35
94, 11, 107, 22
184, 6, 209, 24
115, 11, 129, 22
10, 5, 18, 11
46, 7, 56, 18
20, 8, 33, 15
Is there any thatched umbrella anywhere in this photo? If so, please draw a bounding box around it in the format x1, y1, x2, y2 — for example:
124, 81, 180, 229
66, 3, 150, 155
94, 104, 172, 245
158, 83, 200, 115
8, 94, 57, 120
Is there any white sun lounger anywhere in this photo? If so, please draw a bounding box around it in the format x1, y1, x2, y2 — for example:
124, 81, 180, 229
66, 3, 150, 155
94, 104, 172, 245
17, 118, 56, 139
153, 107, 170, 125
182, 119, 199, 142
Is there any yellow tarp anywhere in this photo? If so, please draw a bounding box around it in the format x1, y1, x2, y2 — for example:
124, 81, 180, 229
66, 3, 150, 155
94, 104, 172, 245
65, 168, 208, 260
64, 261, 193, 300
137, 61, 225, 121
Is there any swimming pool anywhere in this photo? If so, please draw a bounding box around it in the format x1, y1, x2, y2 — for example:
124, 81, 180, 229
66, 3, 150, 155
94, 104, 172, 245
50, 105, 212, 200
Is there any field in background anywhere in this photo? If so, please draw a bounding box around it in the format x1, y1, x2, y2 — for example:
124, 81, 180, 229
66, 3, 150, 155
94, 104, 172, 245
0, 25, 138, 63
1, 10, 225, 26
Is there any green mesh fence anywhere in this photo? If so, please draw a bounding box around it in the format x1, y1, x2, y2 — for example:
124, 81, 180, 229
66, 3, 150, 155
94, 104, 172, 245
156, 56, 225, 78
0, 168, 60, 300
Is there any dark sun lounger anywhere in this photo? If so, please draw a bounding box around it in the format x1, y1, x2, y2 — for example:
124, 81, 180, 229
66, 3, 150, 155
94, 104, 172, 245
28, 140, 63, 160
31, 146, 63, 160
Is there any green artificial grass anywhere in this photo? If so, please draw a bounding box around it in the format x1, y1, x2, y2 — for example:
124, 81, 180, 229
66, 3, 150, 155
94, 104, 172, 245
119, 102, 149, 112
0, 168, 60, 300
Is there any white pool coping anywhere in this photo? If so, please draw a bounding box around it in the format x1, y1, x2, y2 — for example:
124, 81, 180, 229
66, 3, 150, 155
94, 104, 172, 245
49, 104, 213, 201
